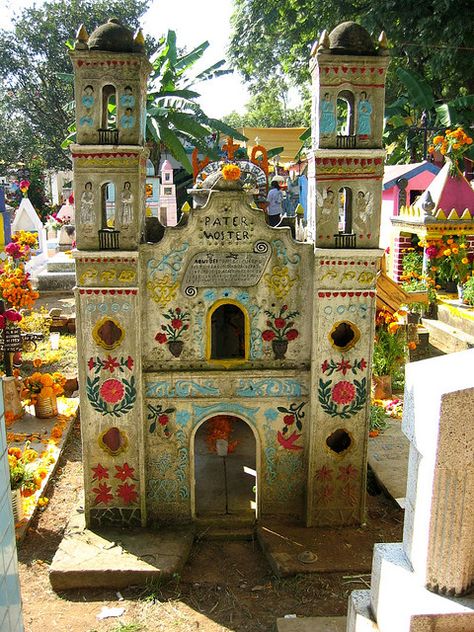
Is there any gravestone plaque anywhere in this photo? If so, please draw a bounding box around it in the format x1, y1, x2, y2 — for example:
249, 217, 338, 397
182, 240, 271, 296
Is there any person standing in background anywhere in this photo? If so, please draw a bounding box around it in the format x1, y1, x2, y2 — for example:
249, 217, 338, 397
266, 180, 283, 227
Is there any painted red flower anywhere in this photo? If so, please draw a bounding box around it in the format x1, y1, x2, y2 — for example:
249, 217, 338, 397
158, 414, 169, 426
318, 484, 334, 503
126, 356, 134, 370
93, 482, 113, 505
283, 414, 295, 426
116, 482, 138, 505
331, 380, 356, 405
155, 332, 167, 344
92, 463, 109, 481
337, 464, 358, 481
103, 355, 120, 373
114, 462, 135, 481
315, 465, 333, 481
282, 305, 288, 311
99, 378, 125, 404
321, 360, 330, 373
171, 318, 183, 330
88, 357, 95, 371
274, 318, 286, 329
360, 358, 367, 370
336, 359, 351, 375
175, 307, 181, 314
262, 330, 276, 341
286, 329, 298, 341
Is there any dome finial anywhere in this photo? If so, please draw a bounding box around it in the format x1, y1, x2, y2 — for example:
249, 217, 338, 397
75, 24, 89, 50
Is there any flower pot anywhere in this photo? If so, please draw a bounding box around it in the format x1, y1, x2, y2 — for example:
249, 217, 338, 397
2, 376, 24, 422
444, 280, 457, 293
11, 488, 24, 523
168, 340, 184, 358
34, 393, 58, 418
272, 339, 288, 360
373, 375, 392, 400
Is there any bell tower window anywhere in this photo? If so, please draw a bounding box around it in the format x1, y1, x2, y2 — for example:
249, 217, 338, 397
338, 187, 353, 234
336, 91, 356, 148
101, 182, 116, 228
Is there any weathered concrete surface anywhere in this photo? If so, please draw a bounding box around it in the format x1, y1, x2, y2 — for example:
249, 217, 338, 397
347, 590, 379, 631
422, 318, 474, 354
49, 506, 194, 590
276, 616, 347, 632
367, 420, 409, 507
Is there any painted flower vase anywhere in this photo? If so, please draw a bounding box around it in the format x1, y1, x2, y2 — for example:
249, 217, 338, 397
373, 375, 392, 400
35, 393, 58, 419
168, 340, 184, 358
272, 339, 288, 360
11, 488, 24, 523
2, 376, 24, 422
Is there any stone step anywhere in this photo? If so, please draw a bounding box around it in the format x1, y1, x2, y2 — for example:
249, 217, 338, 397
347, 590, 378, 631
36, 271, 76, 291
276, 616, 347, 632
47, 260, 75, 273
195, 515, 255, 540
422, 318, 474, 354
437, 302, 474, 338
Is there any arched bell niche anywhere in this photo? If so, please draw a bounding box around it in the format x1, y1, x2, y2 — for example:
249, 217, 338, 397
207, 300, 249, 362
193, 415, 257, 520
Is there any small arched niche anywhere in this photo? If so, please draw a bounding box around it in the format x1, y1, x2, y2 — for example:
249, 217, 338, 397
208, 301, 248, 362
101, 84, 117, 129
336, 90, 356, 149
101, 182, 116, 228
338, 186, 353, 233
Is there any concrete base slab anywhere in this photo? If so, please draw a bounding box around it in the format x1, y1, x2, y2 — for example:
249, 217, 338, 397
49, 507, 194, 590
347, 590, 379, 631
257, 520, 377, 577
370, 543, 474, 632
276, 616, 347, 632
368, 420, 409, 506
422, 318, 474, 354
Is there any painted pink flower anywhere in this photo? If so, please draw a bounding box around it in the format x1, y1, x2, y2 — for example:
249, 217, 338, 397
286, 329, 299, 341
155, 332, 167, 344
337, 464, 358, 481
103, 355, 120, 373
331, 380, 356, 405
262, 330, 276, 341
99, 378, 125, 404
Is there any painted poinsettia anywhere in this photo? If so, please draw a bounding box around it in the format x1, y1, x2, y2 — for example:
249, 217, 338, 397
91, 463, 109, 481
116, 482, 138, 505
92, 482, 113, 505
114, 462, 135, 482
321, 357, 367, 376
88, 355, 134, 374
262, 305, 299, 343
99, 379, 125, 404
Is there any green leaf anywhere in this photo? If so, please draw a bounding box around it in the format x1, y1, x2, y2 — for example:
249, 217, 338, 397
150, 421, 156, 434
167, 111, 210, 138
298, 127, 311, 142
205, 118, 248, 141
396, 67, 435, 111
266, 146, 284, 159
175, 41, 209, 72
160, 126, 193, 173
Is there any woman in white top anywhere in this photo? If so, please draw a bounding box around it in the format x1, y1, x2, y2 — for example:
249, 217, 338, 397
266, 180, 283, 227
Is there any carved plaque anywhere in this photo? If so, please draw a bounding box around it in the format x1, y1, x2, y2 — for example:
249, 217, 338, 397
182, 241, 271, 296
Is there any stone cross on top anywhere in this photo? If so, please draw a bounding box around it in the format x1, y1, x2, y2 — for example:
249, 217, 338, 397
222, 136, 240, 161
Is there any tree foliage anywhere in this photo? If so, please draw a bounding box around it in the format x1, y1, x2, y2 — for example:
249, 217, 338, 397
0, 0, 150, 172
229, 0, 474, 101
224, 79, 309, 128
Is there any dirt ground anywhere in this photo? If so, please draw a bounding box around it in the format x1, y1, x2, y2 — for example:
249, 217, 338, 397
17, 419, 403, 632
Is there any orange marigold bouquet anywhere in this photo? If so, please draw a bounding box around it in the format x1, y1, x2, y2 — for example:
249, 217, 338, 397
22, 371, 66, 405
222, 163, 241, 181
429, 127, 473, 175
373, 309, 409, 377
0, 261, 39, 310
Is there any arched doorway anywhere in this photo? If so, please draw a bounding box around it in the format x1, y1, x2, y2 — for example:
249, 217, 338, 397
193, 415, 257, 520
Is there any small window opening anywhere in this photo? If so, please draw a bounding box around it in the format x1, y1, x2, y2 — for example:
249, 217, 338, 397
211, 304, 246, 360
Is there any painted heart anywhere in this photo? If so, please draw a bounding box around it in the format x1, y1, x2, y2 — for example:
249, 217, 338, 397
363, 262, 368, 266
363, 292, 369, 297
367, 233, 371, 239
333, 67, 339, 73
325, 292, 331, 297
94, 290, 100, 294
340, 292, 347, 297
348, 292, 354, 297
351, 67, 357, 73
341, 66, 348, 73
378, 68, 384, 74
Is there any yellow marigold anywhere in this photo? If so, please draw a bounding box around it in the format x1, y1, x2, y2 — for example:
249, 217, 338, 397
453, 143, 461, 150
388, 322, 399, 334
50, 427, 63, 440
23, 448, 38, 463
460, 243, 467, 249
462, 257, 469, 264
443, 249, 452, 256
36, 467, 48, 480
452, 247, 459, 254
221, 163, 241, 181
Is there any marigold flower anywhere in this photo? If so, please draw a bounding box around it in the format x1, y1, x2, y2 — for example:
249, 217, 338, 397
443, 249, 451, 256
388, 322, 399, 334
407, 341, 417, 350
222, 163, 241, 181
33, 358, 43, 368
462, 257, 469, 264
